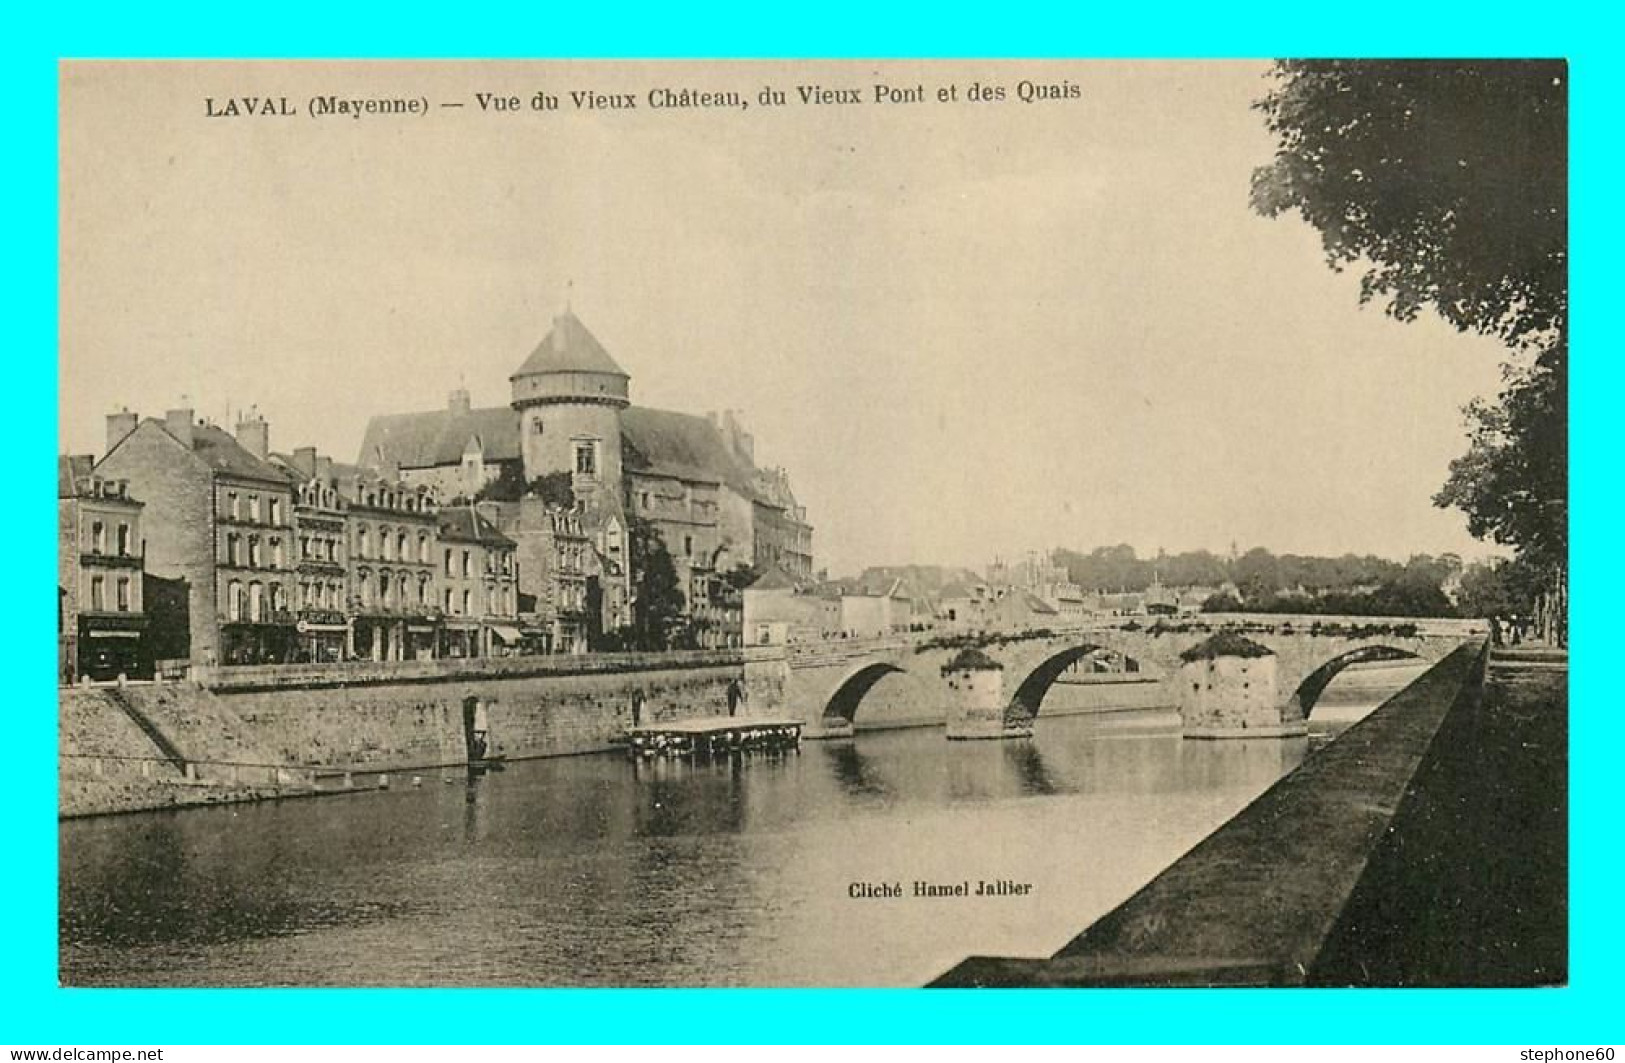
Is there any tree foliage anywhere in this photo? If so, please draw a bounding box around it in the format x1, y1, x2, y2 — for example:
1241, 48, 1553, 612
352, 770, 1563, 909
527, 470, 577, 509
471, 465, 578, 508
1251, 61, 1567, 637
626, 513, 685, 651
1433, 343, 1567, 572
1251, 60, 1566, 348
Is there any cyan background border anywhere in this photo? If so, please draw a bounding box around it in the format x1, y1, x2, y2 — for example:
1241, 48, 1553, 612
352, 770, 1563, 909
11, 3, 1615, 1044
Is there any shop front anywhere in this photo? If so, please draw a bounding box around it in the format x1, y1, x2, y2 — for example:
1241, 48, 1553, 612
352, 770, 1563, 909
75, 612, 149, 681
438, 620, 482, 660
294, 611, 348, 663
220, 619, 299, 666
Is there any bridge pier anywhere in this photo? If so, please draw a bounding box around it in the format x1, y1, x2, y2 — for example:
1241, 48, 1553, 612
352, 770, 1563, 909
1176, 633, 1306, 739
944, 649, 1031, 740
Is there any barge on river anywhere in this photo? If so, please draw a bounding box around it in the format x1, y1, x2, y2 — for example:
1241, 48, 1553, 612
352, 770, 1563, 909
627, 716, 802, 759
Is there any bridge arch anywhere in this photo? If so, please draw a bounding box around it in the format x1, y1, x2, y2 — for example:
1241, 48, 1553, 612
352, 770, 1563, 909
1291, 645, 1423, 718
1006, 643, 1157, 726
821, 662, 908, 724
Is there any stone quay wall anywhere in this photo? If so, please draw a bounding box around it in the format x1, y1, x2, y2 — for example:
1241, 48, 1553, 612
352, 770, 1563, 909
60, 648, 790, 817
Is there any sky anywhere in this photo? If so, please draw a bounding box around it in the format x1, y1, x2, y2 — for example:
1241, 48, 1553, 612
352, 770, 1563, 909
58, 60, 1517, 576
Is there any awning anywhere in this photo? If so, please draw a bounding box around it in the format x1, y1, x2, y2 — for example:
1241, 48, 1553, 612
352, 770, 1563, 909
490, 625, 524, 644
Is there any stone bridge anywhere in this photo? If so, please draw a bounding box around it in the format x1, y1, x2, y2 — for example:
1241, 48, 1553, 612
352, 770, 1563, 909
779, 615, 1482, 740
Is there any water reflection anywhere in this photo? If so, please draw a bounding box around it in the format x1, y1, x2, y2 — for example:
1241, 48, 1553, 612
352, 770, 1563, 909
61, 677, 1412, 987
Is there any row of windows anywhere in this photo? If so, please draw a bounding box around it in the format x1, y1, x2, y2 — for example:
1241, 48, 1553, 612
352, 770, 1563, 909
354, 570, 433, 612
224, 491, 285, 526
354, 525, 432, 564
443, 546, 516, 578
555, 542, 587, 575
86, 575, 134, 612
300, 533, 342, 564
299, 579, 344, 612
444, 584, 516, 618
86, 520, 134, 557
224, 580, 286, 623
224, 533, 285, 569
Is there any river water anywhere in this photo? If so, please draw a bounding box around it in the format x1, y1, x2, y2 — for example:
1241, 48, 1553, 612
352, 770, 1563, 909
59, 666, 1423, 987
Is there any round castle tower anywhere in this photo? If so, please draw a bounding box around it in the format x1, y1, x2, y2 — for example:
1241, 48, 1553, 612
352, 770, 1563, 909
509, 309, 630, 512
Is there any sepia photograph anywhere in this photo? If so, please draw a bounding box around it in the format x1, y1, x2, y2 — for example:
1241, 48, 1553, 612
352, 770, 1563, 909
55, 58, 1567, 990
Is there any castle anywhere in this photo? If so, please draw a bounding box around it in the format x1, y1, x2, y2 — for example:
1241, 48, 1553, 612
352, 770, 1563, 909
356, 309, 814, 645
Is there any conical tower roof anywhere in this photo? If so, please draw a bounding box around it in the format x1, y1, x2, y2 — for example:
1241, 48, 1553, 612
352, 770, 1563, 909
510, 309, 629, 380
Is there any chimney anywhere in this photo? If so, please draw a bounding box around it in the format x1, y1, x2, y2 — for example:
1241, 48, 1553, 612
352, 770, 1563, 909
314, 454, 333, 483
292, 446, 318, 479
164, 407, 195, 448
449, 388, 471, 415
236, 406, 269, 460
106, 409, 138, 454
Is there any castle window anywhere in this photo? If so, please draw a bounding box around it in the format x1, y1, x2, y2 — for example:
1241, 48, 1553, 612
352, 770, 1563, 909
90, 521, 105, 555
574, 441, 597, 477
248, 582, 264, 622
462, 550, 472, 578
116, 524, 131, 556
269, 498, 282, 525
248, 537, 262, 567
249, 495, 261, 522
444, 548, 454, 576
90, 576, 105, 612
226, 580, 242, 620
533, 419, 544, 435
419, 534, 431, 564
228, 492, 240, 520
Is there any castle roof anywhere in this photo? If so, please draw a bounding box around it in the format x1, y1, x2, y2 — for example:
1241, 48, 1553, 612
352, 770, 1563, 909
621, 407, 769, 504
356, 402, 778, 507
358, 405, 519, 471
511, 309, 628, 380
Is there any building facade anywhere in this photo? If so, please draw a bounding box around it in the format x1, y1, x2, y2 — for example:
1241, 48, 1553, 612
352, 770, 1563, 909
436, 507, 520, 658
98, 408, 299, 667
58, 456, 148, 682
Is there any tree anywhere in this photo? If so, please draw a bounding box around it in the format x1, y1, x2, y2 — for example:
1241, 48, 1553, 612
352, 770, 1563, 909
1433, 345, 1567, 573
527, 470, 576, 509
1252, 61, 1565, 346
1455, 557, 1546, 620
1201, 592, 1245, 614
625, 514, 685, 651
1252, 61, 1567, 642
